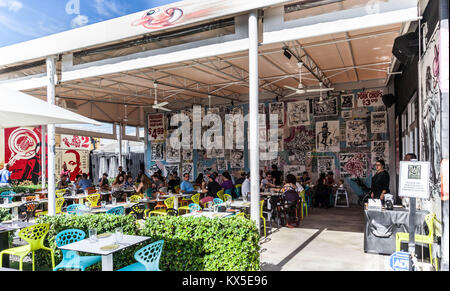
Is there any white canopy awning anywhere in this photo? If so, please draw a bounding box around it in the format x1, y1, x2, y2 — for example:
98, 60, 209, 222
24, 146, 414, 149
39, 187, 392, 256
0, 87, 102, 128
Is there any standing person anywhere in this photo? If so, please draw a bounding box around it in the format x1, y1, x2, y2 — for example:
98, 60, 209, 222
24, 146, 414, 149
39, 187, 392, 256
370, 159, 390, 202
314, 173, 330, 208
241, 172, 251, 197
0, 164, 12, 187
270, 165, 283, 186
326, 171, 335, 186
180, 173, 196, 194
404, 153, 418, 161
200, 173, 221, 206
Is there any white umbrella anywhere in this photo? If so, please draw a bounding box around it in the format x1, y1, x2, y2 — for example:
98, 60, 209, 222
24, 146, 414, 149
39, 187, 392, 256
0, 87, 102, 128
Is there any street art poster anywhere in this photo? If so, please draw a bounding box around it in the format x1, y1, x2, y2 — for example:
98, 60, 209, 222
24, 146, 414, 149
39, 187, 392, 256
341, 94, 355, 109
284, 126, 315, 164
420, 28, 441, 187
230, 150, 244, 169
149, 162, 164, 176
340, 152, 369, 178
182, 148, 193, 161
287, 100, 310, 127
284, 164, 304, 177
216, 159, 228, 171
269, 102, 285, 125
164, 164, 180, 177
312, 97, 338, 117
371, 141, 389, 166
341, 110, 353, 119
166, 140, 181, 163
148, 113, 165, 142
181, 163, 194, 181
259, 103, 265, 114
4, 127, 44, 183
207, 148, 225, 158
317, 156, 335, 175
60, 135, 91, 149
356, 90, 384, 107
316, 120, 340, 152
151, 142, 164, 161
346, 120, 368, 148
371, 111, 387, 134
55, 148, 90, 181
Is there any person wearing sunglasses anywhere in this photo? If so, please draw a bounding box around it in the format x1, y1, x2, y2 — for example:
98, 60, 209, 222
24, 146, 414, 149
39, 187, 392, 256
180, 173, 196, 194
370, 159, 390, 201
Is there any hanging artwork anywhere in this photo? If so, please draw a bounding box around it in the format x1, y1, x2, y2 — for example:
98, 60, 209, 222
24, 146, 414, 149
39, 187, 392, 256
284, 164, 304, 177
287, 100, 310, 127
182, 148, 193, 161
164, 164, 180, 177
339, 152, 369, 178
230, 150, 244, 169
151, 142, 164, 161
371, 111, 387, 134
371, 141, 389, 166
166, 140, 180, 163
341, 94, 355, 109
269, 102, 285, 125
346, 120, 368, 148
148, 113, 166, 142
284, 126, 315, 164
316, 120, 340, 152
60, 135, 91, 149
216, 159, 228, 171
317, 156, 335, 175
341, 110, 353, 119
352, 107, 369, 119
181, 163, 194, 181
149, 162, 164, 176
356, 90, 384, 107
312, 97, 338, 117
55, 149, 90, 182
207, 148, 225, 158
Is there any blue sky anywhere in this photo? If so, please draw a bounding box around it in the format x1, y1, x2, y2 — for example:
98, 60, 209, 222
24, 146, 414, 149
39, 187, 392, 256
0, 0, 178, 48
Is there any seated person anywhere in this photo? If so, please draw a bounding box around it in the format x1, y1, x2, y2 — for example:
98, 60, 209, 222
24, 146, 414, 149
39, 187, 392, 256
260, 172, 277, 191
123, 175, 134, 188
235, 172, 246, 185
299, 171, 311, 187
98, 173, 110, 189
338, 179, 345, 189
270, 164, 283, 186
180, 173, 196, 194
326, 171, 335, 186
241, 172, 250, 197
167, 173, 180, 193
112, 174, 125, 187
221, 172, 234, 195
134, 173, 154, 198
281, 174, 301, 228
57, 173, 70, 189
151, 174, 164, 192
172, 171, 181, 185
77, 173, 92, 191
200, 173, 222, 206
194, 173, 204, 187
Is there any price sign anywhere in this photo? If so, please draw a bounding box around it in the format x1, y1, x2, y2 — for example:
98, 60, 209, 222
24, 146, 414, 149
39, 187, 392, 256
148, 113, 165, 142
356, 90, 384, 107
399, 161, 431, 199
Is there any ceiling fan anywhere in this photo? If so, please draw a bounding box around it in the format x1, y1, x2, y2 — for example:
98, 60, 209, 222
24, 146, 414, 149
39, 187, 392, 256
151, 83, 171, 112
284, 62, 334, 97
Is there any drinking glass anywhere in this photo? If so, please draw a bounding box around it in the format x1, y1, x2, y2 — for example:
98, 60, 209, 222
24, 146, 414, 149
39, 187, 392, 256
88, 229, 97, 243
84, 189, 88, 195
115, 227, 123, 244
3, 198, 9, 205
21, 197, 26, 204
213, 205, 218, 213
126, 197, 130, 204
101, 201, 106, 209
11, 208, 19, 227
35, 194, 40, 201
112, 197, 117, 205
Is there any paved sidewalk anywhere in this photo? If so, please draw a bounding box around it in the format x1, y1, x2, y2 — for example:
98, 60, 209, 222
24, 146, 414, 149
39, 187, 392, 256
260, 207, 390, 271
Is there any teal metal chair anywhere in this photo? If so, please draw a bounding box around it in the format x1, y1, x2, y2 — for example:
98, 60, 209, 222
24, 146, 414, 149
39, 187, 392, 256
54, 229, 101, 271
118, 240, 164, 271
188, 203, 201, 212
234, 185, 241, 198
224, 189, 232, 195
213, 198, 223, 205
0, 191, 14, 203
66, 204, 88, 215
106, 206, 124, 215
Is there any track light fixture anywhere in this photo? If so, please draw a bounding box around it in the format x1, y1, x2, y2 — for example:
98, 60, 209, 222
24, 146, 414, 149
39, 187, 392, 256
283, 47, 292, 60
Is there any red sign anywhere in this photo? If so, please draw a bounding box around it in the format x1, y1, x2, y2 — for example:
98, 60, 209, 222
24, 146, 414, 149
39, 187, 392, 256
357, 90, 384, 107
148, 114, 165, 142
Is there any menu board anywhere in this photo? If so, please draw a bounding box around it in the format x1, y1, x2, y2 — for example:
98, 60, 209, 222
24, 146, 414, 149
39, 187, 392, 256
148, 113, 165, 142
399, 161, 431, 199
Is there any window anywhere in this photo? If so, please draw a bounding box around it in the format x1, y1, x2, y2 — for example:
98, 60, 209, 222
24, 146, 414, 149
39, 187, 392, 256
400, 93, 419, 158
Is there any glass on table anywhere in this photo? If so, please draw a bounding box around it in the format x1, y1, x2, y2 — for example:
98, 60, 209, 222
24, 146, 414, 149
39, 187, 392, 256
11, 207, 19, 227
114, 227, 123, 243
21, 196, 27, 203
112, 197, 117, 205
3, 198, 9, 205
101, 201, 106, 209
35, 194, 40, 201
88, 229, 98, 243
126, 197, 130, 204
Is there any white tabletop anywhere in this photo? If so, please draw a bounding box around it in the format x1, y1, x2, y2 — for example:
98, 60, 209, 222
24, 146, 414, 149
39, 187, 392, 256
182, 211, 233, 218
229, 200, 252, 208
88, 202, 134, 213
0, 199, 48, 209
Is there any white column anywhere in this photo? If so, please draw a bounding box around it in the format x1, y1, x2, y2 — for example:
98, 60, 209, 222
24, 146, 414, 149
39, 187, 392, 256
41, 125, 46, 189
248, 11, 261, 230
118, 123, 122, 168
46, 56, 56, 216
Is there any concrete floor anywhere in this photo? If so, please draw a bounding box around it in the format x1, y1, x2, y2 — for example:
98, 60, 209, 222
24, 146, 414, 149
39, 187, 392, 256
259, 206, 391, 271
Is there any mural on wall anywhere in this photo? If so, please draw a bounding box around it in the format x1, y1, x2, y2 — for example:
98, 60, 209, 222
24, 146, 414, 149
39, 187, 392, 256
339, 152, 369, 178
269, 102, 285, 125
317, 156, 335, 175
313, 97, 338, 117
341, 94, 355, 109
182, 163, 194, 181
316, 120, 340, 152
371, 141, 389, 167
4, 127, 43, 183
346, 120, 368, 148
284, 164, 305, 177
287, 100, 310, 127
371, 112, 387, 134
166, 141, 180, 163
61, 135, 90, 149
356, 90, 384, 107
151, 142, 165, 161
420, 28, 441, 188
55, 149, 90, 181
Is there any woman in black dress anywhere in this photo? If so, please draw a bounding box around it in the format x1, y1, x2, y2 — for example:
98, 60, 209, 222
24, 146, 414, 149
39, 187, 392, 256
371, 159, 390, 201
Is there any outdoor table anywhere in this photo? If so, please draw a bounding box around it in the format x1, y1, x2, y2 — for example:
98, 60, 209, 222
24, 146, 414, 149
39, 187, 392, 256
364, 207, 429, 255
229, 200, 251, 209
0, 221, 35, 268
88, 202, 135, 214
182, 211, 233, 218
58, 234, 151, 271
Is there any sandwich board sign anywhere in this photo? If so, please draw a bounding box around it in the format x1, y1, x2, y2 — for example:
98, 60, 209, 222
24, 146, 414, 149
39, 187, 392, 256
390, 252, 410, 271
398, 161, 431, 199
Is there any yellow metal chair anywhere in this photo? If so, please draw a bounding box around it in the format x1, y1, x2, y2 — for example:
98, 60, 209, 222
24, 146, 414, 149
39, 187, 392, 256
86, 193, 100, 207
260, 200, 267, 237
224, 194, 232, 202
236, 212, 247, 218
216, 189, 224, 201
36, 197, 65, 217
145, 197, 176, 217
174, 185, 180, 194
55, 189, 66, 198
299, 190, 308, 219
0, 223, 55, 271
178, 193, 200, 214
396, 213, 439, 270
130, 195, 142, 203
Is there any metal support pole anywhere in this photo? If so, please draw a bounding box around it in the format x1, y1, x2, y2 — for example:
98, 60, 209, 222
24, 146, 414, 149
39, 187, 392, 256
41, 125, 46, 188
118, 123, 123, 168
46, 56, 56, 216
408, 197, 416, 271
248, 11, 261, 231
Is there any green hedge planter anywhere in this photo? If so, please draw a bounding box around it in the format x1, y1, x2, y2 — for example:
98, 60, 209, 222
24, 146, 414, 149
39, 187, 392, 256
0, 208, 11, 222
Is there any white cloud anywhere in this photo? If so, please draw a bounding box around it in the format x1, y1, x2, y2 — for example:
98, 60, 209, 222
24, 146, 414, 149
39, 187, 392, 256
71, 14, 89, 28
93, 0, 124, 17
0, 0, 23, 12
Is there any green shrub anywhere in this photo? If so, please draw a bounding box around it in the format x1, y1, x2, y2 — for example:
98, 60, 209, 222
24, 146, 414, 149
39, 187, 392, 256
35, 214, 141, 270
141, 216, 260, 271
0, 208, 11, 222
0, 185, 40, 194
